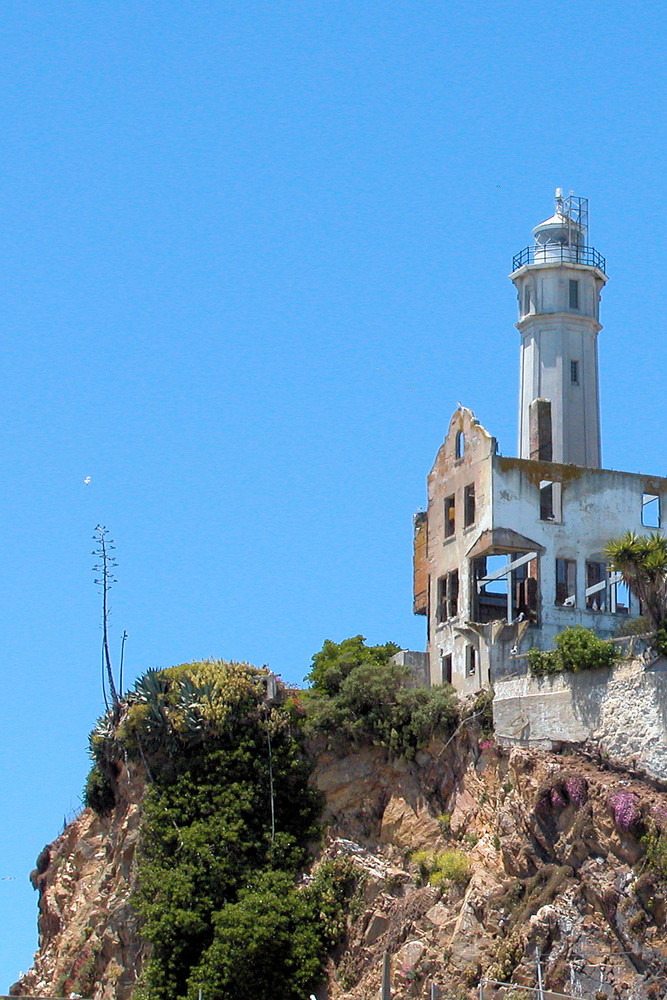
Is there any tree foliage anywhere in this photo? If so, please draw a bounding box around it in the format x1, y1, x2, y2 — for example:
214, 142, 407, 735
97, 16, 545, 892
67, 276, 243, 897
187, 861, 354, 1000
604, 531, 667, 632
303, 635, 459, 757
306, 634, 401, 695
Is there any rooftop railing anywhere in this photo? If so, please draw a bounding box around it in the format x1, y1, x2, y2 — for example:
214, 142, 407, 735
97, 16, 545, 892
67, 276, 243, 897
513, 244, 606, 272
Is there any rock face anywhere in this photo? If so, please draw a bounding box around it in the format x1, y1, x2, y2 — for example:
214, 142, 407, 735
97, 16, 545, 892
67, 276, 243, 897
13, 762, 148, 1000
14, 729, 667, 1000
312, 736, 667, 1000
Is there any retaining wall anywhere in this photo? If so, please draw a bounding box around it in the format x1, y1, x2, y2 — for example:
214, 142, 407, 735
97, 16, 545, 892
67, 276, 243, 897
493, 655, 667, 782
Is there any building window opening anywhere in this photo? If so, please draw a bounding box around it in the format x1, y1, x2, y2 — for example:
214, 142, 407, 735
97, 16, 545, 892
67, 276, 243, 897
539, 480, 561, 521
570, 360, 580, 385
540, 482, 554, 520
464, 483, 476, 527
615, 580, 630, 615
448, 570, 459, 618
455, 431, 465, 459
466, 645, 476, 676
437, 577, 446, 622
555, 558, 576, 607
569, 279, 579, 309
436, 571, 459, 622
473, 551, 539, 624
585, 560, 627, 613
586, 561, 607, 611
444, 495, 455, 538
440, 653, 452, 686
642, 493, 660, 528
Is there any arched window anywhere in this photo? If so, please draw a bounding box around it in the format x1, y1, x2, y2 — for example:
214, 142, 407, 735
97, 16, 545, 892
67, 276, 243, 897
455, 430, 465, 459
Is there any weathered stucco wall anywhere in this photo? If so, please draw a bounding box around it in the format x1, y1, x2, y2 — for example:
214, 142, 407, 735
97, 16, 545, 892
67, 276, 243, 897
426, 407, 497, 693
493, 657, 667, 782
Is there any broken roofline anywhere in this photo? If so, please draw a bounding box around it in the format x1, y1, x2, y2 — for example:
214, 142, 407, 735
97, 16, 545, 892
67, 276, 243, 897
496, 454, 667, 492
438, 405, 667, 489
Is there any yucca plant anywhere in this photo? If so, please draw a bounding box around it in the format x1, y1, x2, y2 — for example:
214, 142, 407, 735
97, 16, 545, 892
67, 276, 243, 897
605, 531, 667, 632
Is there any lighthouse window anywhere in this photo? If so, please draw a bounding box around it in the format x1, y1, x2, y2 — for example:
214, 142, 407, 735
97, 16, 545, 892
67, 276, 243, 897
569, 280, 579, 309
570, 360, 580, 384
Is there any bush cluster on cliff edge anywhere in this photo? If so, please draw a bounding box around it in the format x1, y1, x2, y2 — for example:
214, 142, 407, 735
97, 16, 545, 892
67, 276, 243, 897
83, 640, 461, 1000
528, 626, 619, 677
301, 635, 459, 757
85, 659, 354, 1000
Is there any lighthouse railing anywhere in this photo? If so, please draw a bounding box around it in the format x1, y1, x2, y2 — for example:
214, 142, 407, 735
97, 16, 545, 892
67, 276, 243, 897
512, 244, 606, 272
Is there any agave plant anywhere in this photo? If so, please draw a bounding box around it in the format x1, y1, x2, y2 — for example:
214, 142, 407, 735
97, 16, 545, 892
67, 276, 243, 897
133, 668, 170, 704
175, 676, 215, 741
88, 709, 121, 765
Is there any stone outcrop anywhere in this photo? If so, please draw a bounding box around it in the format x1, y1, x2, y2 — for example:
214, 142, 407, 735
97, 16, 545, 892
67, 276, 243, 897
12, 763, 148, 1000
13, 727, 667, 1000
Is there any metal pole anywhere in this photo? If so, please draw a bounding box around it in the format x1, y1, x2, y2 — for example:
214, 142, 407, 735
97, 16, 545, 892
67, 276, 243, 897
381, 950, 391, 1000
479, 977, 485, 1000
536, 948, 544, 1000
506, 555, 513, 621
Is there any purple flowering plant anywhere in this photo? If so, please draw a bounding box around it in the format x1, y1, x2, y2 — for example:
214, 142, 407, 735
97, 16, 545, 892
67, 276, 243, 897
550, 787, 567, 809
609, 790, 641, 832
565, 776, 588, 808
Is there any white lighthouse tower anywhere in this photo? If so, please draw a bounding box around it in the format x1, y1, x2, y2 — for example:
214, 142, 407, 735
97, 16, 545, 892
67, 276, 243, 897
511, 190, 608, 468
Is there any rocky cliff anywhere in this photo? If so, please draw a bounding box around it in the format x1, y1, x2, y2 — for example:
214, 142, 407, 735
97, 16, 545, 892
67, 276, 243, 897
13, 727, 667, 1000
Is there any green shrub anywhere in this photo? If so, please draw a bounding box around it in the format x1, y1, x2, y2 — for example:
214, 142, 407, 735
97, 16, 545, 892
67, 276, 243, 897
437, 812, 451, 836
655, 625, 667, 657
185, 859, 354, 1000
556, 626, 619, 671
615, 615, 652, 637
528, 627, 619, 677
79, 657, 344, 1000
84, 764, 116, 816
303, 637, 459, 758
527, 647, 561, 676
306, 635, 401, 695
411, 848, 471, 887
135, 717, 322, 1000
469, 686, 494, 734
642, 824, 667, 879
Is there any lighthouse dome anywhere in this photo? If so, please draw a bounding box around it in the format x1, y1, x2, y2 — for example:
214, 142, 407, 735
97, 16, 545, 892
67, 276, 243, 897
533, 208, 584, 248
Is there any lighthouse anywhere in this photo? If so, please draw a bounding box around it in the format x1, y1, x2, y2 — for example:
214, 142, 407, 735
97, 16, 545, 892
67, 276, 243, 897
410, 189, 667, 694
510, 190, 607, 468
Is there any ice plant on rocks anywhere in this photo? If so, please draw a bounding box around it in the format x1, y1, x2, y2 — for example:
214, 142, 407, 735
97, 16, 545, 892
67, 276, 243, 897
608, 790, 641, 832
565, 776, 588, 808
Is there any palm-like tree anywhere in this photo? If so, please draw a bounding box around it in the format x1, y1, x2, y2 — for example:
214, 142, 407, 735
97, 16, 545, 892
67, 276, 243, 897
604, 531, 667, 631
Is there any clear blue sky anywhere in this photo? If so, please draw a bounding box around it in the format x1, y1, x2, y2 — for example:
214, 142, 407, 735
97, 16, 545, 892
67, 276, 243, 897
2, 0, 666, 988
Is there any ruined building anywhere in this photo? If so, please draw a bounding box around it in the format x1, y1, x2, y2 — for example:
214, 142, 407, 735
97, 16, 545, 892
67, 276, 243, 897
412, 191, 667, 694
